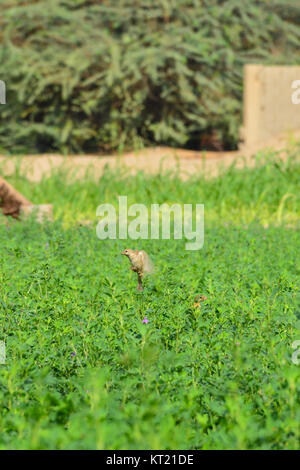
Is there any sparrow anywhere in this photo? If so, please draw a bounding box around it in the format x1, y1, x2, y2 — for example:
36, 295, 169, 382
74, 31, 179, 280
121, 249, 154, 291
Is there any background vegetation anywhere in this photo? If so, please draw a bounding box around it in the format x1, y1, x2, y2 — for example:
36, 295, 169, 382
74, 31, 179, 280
0, 154, 299, 449
1, 0, 300, 154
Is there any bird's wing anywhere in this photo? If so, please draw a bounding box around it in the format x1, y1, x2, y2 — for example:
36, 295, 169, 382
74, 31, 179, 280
140, 250, 155, 274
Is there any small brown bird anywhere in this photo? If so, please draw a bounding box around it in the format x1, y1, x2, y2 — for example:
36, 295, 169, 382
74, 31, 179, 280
121, 249, 154, 291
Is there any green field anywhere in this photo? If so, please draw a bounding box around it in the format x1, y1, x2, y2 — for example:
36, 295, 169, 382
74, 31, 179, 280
0, 153, 299, 449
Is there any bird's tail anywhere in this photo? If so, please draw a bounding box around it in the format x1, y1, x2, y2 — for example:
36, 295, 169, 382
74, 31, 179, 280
143, 253, 155, 274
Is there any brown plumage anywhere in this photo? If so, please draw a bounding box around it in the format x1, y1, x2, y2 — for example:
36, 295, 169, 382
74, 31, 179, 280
0, 176, 32, 218
121, 249, 154, 291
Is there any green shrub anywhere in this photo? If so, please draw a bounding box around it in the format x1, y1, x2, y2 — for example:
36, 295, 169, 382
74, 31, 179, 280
0, 0, 300, 153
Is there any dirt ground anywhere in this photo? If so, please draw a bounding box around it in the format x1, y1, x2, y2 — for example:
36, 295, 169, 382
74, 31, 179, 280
0, 130, 300, 182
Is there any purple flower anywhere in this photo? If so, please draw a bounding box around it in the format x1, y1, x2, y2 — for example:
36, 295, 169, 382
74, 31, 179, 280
71, 352, 76, 358
142, 317, 149, 324
45, 242, 49, 249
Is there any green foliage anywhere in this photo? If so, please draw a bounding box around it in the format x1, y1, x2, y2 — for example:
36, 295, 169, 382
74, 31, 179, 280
0, 0, 300, 153
2, 150, 300, 227
0, 155, 299, 449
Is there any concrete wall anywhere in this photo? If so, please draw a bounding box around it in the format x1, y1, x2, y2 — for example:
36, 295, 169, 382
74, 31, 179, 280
240, 65, 300, 148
